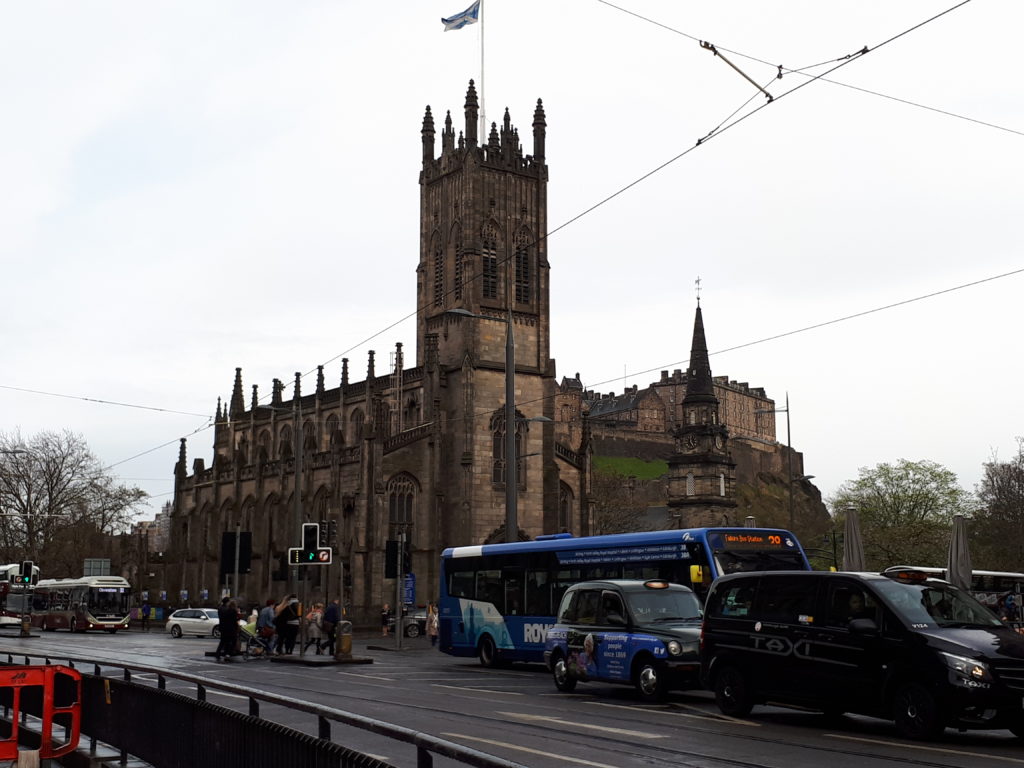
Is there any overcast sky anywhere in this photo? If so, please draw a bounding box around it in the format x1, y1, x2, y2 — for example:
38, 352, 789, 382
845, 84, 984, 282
2, 1, 1021, 524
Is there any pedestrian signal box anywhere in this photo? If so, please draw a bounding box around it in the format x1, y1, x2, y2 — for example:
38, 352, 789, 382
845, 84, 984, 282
12, 561, 34, 585
288, 523, 332, 565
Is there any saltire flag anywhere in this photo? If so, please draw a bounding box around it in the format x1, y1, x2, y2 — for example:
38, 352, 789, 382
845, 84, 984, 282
442, 1, 480, 31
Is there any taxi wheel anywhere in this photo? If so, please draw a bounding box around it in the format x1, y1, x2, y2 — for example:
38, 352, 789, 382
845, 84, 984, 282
552, 654, 577, 693
714, 665, 754, 717
478, 635, 498, 667
170, 625, 183, 638
633, 658, 668, 702
892, 681, 944, 740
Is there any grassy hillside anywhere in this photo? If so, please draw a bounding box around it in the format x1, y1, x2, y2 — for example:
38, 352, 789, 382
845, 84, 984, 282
592, 456, 668, 480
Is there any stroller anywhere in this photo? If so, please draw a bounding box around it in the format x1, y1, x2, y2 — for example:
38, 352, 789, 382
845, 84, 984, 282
239, 621, 273, 659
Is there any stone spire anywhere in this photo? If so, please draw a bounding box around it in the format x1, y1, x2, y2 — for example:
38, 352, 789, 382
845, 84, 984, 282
250, 384, 259, 411
341, 358, 349, 388
421, 105, 435, 166
316, 365, 325, 396
293, 371, 302, 401
683, 305, 717, 406
229, 367, 245, 419
532, 98, 546, 161
464, 80, 479, 147
271, 378, 283, 405
442, 109, 454, 153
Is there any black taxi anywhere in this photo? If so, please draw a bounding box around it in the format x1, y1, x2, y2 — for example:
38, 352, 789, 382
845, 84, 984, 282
701, 569, 1024, 739
543, 579, 702, 701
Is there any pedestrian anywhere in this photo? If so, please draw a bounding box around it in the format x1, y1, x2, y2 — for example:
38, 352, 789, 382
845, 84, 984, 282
322, 598, 341, 655
304, 602, 324, 654
248, 605, 259, 624
426, 603, 439, 647
381, 602, 392, 637
215, 597, 239, 663
274, 594, 300, 655
1005, 595, 1021, 623
140, 602, 151, 632
256, 599, 277, 654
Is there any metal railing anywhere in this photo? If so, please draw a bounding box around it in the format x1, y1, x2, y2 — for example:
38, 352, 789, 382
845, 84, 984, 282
1, 650, 528, 768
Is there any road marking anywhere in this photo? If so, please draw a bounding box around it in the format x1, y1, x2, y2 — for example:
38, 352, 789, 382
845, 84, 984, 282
442, 733, 622, 768
497, 711, 665, 739
584, 700, 761, 727
432, 684, 522, 696
206, 690, 252, 702
337, 672, 396, 681
827, 734, 1024, 764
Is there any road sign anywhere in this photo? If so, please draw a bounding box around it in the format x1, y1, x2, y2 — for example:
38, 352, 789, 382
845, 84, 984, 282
403, 573, 415, 606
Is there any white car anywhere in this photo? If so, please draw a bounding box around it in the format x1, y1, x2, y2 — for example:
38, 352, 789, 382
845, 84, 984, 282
165, 608, 222, 638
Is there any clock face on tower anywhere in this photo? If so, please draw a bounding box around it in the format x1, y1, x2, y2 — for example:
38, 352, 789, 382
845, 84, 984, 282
684, 434, 699, 450
714, 435, 724, 450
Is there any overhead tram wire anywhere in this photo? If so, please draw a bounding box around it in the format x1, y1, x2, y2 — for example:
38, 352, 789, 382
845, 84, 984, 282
0, 384, 210, 418
70, 1, 982, 474
598, 0, 1021, 139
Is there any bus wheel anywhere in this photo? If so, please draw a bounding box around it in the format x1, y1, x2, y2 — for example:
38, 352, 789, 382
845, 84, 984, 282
714, 665, 754, 717
892, 681, 944, 740
633, 658, 668, 702
478, 635, 498, 667
552, 654, 577, 693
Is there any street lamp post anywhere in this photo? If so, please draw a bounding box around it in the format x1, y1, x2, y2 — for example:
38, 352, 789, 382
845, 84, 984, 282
757, 394, 796, 531
2, 448, 34, 637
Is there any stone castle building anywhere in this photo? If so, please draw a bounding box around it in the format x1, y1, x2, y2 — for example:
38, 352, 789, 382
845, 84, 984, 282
166, 82, 589, 622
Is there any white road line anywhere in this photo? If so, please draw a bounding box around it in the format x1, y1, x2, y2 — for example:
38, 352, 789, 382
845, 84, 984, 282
432, 684, 522, 696
206, 690, 253, 702
497, 711, 665, 739
442, 733, 622, 768
336, 672, 396, 681
827, 734, 1024, 764
584, 700, 761, 727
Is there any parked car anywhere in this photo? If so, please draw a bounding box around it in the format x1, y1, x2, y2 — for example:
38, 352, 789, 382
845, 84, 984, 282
165, 608, 221, 638
387, 607, 428, 638
701, 568, 1024, 739
544, 579, 703, 701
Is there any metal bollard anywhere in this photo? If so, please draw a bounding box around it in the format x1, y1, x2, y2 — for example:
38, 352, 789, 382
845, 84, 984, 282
335, 620, 353, 659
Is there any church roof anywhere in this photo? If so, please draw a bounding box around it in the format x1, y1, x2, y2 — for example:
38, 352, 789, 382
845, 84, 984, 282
683, 304, 718, 406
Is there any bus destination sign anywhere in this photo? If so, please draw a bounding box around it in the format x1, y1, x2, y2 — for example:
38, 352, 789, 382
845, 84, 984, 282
711, 530, 795, 551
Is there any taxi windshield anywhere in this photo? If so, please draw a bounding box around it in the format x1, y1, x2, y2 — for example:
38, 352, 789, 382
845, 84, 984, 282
625, 589, 702, 625
873, 579, 1002, 629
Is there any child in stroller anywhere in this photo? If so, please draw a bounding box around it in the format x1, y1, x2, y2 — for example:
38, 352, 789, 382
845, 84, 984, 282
240, 620, 273, 659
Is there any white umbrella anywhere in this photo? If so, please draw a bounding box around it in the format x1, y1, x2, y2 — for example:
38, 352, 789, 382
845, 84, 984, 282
946, 514, 972, 591
842, 507, 866, 571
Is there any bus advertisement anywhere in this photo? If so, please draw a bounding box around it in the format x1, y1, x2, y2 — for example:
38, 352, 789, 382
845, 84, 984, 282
31, 576, 132, 633
439, 527, 809, 666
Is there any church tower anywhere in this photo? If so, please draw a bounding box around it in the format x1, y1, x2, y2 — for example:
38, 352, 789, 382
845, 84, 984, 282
417, 81, 559, 544
667, 303, 737, 526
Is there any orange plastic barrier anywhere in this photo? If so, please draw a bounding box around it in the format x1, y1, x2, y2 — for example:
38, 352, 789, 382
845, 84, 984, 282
0, 665, 81, 760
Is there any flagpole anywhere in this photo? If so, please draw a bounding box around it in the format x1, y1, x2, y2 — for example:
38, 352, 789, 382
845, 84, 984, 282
480, 0, 486, 141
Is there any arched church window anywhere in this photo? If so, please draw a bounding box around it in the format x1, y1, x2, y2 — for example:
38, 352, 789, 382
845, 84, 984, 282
258, 430, 271, 463
279, 426, 293, 460
514, 229, 532, 304
387, 473, 418, 534
326, 414, 341, 448
686, 472, 695, 496
482, 223, 499, 300
491, 411, 524, 488
350, 409, 364, 442
452, 224, 464, 302
559, 483, 574, 532
432, 234, 445, 308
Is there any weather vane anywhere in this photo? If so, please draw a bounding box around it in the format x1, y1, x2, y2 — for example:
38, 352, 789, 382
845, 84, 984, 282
695, 276, 702, 306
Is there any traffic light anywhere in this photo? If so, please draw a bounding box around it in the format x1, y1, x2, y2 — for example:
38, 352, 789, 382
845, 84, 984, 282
13, 561, 34, 586
288, 523, 332, 564
327, 519, 338, 546
318, 520, 328, 547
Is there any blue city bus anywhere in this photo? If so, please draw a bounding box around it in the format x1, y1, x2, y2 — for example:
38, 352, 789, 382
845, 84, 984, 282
439, 527, 810, 666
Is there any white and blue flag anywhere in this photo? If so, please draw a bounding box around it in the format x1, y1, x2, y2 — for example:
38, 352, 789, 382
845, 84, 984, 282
442, 1, 480, 31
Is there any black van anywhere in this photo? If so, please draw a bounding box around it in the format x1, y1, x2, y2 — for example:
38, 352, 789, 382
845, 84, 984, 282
700, 569, 1024, 739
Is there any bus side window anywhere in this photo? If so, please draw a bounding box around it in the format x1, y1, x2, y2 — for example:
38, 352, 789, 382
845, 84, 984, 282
477, 570, 503, 611
448, 570, 474, 599
525, 570, 549, 616
503, 569, 523, 616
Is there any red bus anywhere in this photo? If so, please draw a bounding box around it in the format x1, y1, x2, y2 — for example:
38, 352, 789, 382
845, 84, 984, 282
32, 576, 131, 633
0, 563, 39, 629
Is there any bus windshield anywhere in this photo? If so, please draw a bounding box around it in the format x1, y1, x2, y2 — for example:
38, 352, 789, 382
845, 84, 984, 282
88, 587, 129, 616
626, 590, 702, 625
715, 549, 809, 574
873, 579, 1003, 629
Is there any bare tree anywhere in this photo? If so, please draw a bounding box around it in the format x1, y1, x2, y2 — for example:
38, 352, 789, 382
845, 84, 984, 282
590, 469, 650, 535
972, 438, 1024, 570
0, 430, 147, 571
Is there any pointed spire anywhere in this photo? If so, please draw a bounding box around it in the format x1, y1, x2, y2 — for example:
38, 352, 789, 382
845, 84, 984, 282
533, 98, 546, 161
464, 79, 479, 147
176, 438, 187, 477
250, 384, 259, 411
215, 397, 222, 421
316, 365, 325, 396
271, 378, 283, 405
442, 109, 454, 153
683, 304, 717, 404
488, 121, 499, 150
293, 371, 302, 402
395, 341, 404, 372
367, 350, 376, 381
421, 105, 435, 166
230, 367, 245, 419
341, 358, 349, 387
